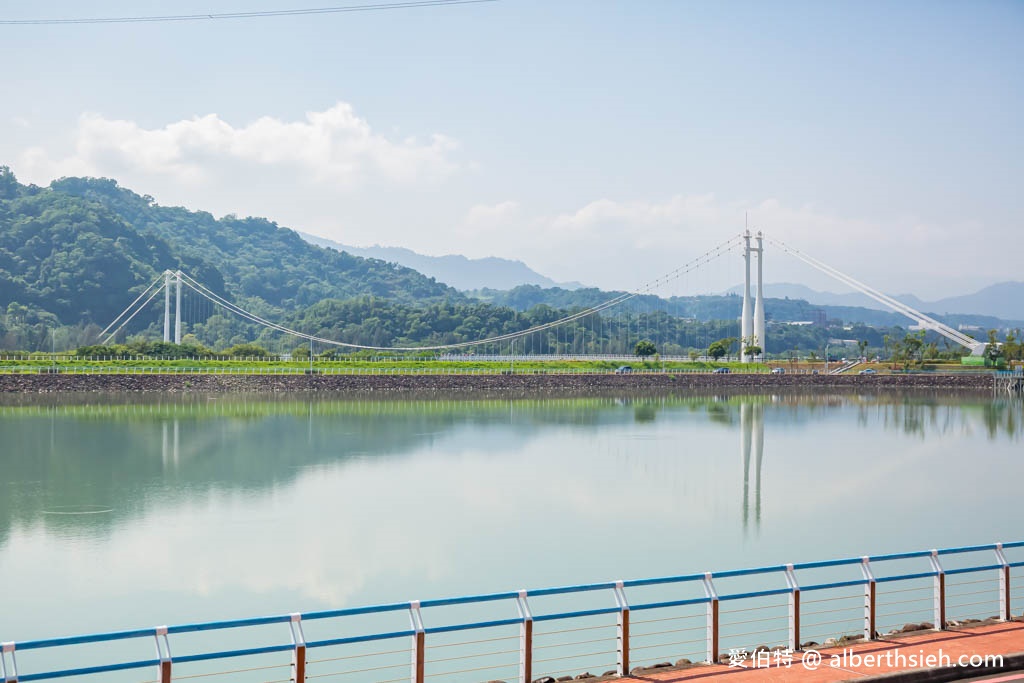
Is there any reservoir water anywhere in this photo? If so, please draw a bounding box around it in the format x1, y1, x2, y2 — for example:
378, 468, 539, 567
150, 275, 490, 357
0, 391, 1021, 678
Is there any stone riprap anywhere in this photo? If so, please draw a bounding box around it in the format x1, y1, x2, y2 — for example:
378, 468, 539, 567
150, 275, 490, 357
0, 372, 996, 393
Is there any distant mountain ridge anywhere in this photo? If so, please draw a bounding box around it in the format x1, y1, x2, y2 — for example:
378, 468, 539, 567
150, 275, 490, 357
299, 233, 582, 292
729, 282, 1024, 321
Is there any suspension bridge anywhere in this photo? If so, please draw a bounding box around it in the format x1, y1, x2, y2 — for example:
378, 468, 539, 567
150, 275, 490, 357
99, 233, 988, 358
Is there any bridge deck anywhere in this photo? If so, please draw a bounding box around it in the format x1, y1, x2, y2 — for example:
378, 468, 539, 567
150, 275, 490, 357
619, 620, 1024, 681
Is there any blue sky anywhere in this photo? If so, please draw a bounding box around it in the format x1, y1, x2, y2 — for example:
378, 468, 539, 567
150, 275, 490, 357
1, 0, 1021, 297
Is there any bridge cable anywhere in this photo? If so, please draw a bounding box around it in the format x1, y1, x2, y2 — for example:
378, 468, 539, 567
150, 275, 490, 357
769, 237, 980, 349
173, 235, 744, 352
101, 281, 170, 345
767, 237, 981, 351
97, 273, 166, 339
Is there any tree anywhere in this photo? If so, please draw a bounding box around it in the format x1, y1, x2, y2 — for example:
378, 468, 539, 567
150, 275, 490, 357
0, 166, 17, 200
224, 343, 269, 358
707, 339, 729, 361
890, 337, 905, 369
1003, 330, 1021, 362
743, 344, 762, 358
634, 340, 657, 357
985, 329, 1004, 366
858, 340, 869, 359
902, 331, 925, 365
709, 336, 738, 360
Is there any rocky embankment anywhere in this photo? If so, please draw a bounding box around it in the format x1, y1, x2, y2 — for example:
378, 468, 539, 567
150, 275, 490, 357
0, 372, 997, 393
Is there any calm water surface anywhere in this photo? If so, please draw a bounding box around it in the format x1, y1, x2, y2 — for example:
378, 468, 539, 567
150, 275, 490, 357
1, 391, 1021, 646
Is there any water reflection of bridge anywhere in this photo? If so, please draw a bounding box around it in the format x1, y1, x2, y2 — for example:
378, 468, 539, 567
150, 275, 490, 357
740, 402, 764, 534
161, 420, 180, 467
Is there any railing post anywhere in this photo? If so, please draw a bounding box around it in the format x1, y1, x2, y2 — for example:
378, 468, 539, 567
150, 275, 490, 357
409, 601, 425, 683
516, 590, 533, 683
614, 581, 630, 676
784, 564, 801, 650
929, 551, 946, 629
860, 558, 876, 641
703, 573, 719, 664
996, 544, 1011, 621
2, 640, 18, 683
289, 613, 306, 682
154, 626, 171, 683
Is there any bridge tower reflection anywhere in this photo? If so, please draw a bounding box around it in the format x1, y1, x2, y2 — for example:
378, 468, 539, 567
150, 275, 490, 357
161, 420, 180, 468
740, 402, 764, 533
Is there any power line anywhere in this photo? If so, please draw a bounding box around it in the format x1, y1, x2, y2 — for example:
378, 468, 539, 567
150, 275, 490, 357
0, 0, 498, 26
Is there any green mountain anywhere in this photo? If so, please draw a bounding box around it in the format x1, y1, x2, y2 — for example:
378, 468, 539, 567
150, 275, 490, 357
475, 284, 1021, 330
46, 176, 458, 308
0, 167, 459, 348
0, 166, 1014, 357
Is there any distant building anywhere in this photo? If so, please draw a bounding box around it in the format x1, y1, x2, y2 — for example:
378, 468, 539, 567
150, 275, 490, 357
811, 309, 827, 326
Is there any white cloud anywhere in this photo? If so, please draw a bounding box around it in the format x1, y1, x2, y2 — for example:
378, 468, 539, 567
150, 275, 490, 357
464, 200, 519, 228
6, 102, 1001, 298
18, 102, 460, 188
457, 200, 522, 241
465, 194, 991, 296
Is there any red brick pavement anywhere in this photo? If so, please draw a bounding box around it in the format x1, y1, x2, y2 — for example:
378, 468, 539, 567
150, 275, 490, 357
618, 621, 1024, 682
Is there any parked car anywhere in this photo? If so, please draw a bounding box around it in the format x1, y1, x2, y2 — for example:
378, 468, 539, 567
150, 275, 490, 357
770, 368, 785, 374
858, 368, 877, 375
713, 367, 730, 374
614, 365, 633, 374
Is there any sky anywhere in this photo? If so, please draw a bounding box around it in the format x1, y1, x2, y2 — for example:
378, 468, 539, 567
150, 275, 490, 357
1, 0, 1021, 298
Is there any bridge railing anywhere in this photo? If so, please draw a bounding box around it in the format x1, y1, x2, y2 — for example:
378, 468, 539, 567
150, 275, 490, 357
3, 541, 1023, 683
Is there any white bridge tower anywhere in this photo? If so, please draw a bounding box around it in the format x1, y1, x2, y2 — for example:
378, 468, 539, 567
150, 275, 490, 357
741, 230, 767, 362
741, 232, 753, 362
754, 231, 766, 359
162, 270, 183, 344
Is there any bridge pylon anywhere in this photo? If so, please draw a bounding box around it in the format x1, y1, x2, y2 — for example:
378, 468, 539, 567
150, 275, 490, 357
754, 232, 765, 359
741, 231, 753, 362
741, 230, 767, 362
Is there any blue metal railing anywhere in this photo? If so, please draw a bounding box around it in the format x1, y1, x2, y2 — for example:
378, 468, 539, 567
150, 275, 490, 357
2, 541, 1021, 683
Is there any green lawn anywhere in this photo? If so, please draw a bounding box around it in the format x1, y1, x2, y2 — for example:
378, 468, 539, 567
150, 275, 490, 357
0, 356, 768, 373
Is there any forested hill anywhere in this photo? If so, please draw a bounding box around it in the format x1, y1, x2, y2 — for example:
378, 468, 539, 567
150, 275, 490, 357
473, 284, 1019, 329
0, 168, 458, 332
